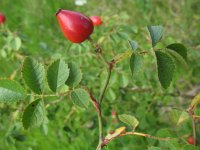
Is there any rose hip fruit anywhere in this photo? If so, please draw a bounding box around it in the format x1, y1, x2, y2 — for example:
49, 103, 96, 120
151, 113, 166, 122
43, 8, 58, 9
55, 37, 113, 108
90, 16, 102, 26
0, 12, 6, 25
187, 136, 194, 145
56, 9, 94, 43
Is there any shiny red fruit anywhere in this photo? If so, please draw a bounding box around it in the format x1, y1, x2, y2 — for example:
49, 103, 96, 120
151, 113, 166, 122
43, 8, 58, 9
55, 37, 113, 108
187, 136, 194, 145
56, 9, 94, 43
0, 12, 6, 25
90, 16, 102, 26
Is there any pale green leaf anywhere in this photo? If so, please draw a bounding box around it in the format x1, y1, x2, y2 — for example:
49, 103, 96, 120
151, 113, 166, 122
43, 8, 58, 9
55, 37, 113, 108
22, 99, 45, 129
119, 114, 139, 130
8, 36, 21, 51
190, 93, 200, 109
22, 57, 45, 94
155, 51, 175, 89
65, 62, 82, 88
147, 25, 163, 47
170, 110, 190, 125
47, 59, 69, 92
0, 79, 25, 102
70, 88, 90, 109
105, 127, 126, 140
130, 53, 142, 77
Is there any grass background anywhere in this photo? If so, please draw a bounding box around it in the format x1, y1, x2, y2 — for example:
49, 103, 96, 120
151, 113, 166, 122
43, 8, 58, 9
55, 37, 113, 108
0, 0, 200, 150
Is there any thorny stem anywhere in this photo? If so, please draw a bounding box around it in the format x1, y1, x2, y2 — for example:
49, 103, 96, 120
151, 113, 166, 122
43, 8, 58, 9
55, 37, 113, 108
88, 90, 103, 150
188, 106, 197, 146
192, 117, 197, 146
88, 38, 173, 150
87, 36, 108, 65
99, 61, 114, 105
88, 37, 115, 150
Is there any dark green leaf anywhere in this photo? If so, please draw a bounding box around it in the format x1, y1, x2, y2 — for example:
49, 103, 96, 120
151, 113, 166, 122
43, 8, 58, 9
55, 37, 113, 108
70, 88, 90, 109
128, 40, 138, 51
22, 99, 45, 129
0, 79, 25, 102
166, 49, 188, 68
166, 43, 187, 61
155, 51, 175, 88
47, 59, 69, 92
147, 25, 163, 47
22, 57, 45, 94
119, 114, 139, 130
66, 62, 82, 88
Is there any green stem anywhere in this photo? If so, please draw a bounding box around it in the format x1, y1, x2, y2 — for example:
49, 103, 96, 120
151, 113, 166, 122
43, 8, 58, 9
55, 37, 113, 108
99, 65, 112, 105
191, 116, 197, 146
97, 110, 103, 147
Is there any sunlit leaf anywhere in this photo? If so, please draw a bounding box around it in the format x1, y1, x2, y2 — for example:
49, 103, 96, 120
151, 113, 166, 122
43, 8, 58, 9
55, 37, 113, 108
22, 99, 45, 129
66, 62, 82, 88
47, 59, 69, 92
70, 88, 90, 109
119, 114, 139, 130
0, 79, 25, 102
22, 57, 45, 94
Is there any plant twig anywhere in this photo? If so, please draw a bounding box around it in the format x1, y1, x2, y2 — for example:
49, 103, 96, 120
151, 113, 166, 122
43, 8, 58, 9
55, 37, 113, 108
87, 36, 108, 65
88, 90, 103, 150
26, 91, 70, 97
187, 107, 197, 146
99, 60, 114, 105
102, 131, 175, 147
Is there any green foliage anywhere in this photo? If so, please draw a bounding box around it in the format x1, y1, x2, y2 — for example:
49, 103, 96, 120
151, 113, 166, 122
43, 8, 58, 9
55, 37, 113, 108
166, 49, 188, 68
22, 57, 45, 94
0, 1, 199, 149
190, 93, 200, 109
65, 62, 82, 88
22, 99, 45, 129
7, 36, 21, 51
166, 43, 187, 61
155, 51, 175, 88
130, 53, 143, 77
148, 147, 161, 150
0, 79, 25, 102
147, 25, 163, 47
118, 114, 139, 130
70, 88, 90, 109
128, 40, 138, 51
47, 59, 69, 92
182, 145, 199, 150
170, 110, 189, 125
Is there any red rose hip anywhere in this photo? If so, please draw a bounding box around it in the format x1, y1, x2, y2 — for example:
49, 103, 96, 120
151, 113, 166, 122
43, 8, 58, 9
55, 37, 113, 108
90, 16, 102, 26
0, 12, 6, 25
56, 9, 94, 43
187, 136, 194, 145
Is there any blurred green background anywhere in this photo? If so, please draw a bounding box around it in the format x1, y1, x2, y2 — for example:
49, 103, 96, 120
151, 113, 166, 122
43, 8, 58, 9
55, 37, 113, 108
0, 0, 200, 150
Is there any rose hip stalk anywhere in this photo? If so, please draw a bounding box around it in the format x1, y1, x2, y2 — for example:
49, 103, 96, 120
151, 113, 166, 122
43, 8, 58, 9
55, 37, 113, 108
56, 9, 94, 43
